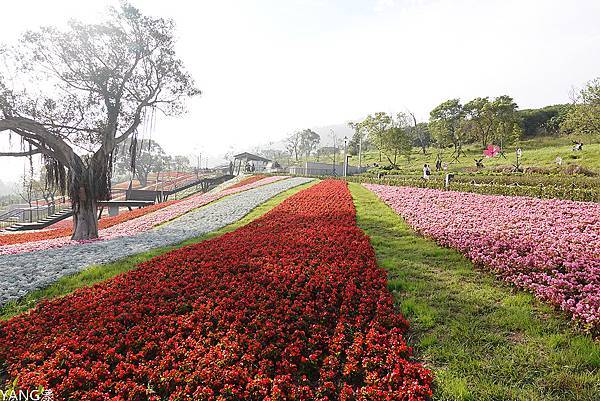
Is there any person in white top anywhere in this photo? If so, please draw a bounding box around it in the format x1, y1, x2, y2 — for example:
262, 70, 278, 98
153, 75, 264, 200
423, 164, 431, 180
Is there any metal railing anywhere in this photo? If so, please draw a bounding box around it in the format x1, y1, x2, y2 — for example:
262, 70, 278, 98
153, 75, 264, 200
0, 201, 70, 229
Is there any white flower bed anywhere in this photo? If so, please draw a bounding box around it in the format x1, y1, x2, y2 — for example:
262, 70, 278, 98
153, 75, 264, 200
0, 177, 312, 306
0, 176, 285, 255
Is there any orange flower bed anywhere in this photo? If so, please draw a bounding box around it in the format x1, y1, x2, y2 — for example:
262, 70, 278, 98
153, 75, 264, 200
227, 174, 267, 190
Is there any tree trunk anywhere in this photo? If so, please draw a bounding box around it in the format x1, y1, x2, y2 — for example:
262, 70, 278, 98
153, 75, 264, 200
71, 183, 99, 241
136, 171, 149, 187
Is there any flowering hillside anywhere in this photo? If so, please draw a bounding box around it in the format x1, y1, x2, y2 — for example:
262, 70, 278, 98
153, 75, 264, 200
0, 180, 432, 400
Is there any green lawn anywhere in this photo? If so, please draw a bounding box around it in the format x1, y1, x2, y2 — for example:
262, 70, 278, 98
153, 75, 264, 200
311, 134, 600, 175
0, 180, 317, 321
350, 183, 599, 401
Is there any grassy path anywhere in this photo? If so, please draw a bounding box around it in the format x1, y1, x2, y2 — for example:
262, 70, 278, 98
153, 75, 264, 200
350, 183, 599, 401
0, 180, 317, 321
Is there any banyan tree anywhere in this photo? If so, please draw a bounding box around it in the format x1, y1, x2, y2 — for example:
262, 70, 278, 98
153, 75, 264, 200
0, 3, 199, 240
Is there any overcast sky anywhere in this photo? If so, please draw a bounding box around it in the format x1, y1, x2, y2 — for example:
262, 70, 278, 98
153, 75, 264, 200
1, 0, 599, 182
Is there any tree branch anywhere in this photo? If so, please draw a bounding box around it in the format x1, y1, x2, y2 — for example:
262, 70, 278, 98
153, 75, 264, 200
1, 117, 79, 166
0, 148, 42, 157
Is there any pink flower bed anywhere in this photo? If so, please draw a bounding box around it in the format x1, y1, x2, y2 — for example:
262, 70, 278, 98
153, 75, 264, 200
0, 176, 287, 255
365, 183, 600, 331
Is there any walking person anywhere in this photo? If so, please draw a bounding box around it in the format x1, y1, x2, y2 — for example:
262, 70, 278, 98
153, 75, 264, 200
423, 163, 431, 180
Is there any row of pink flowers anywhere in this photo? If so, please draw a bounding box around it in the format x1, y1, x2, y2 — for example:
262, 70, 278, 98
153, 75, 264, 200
0, 176, 287, 255
365, 183, 600, 331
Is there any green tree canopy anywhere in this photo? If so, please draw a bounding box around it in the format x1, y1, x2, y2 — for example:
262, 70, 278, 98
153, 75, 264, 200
357, 112, 411, 167
429, 99, 465, 156
114, 138, 169, 187
463, 97, 495, 147
491, 95, 522, 150
561, 77, 600, 138
518, 104, 569, 137
299, 129, 320, 158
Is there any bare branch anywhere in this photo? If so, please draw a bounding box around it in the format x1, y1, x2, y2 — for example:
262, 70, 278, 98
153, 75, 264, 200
0, 148, 41, 157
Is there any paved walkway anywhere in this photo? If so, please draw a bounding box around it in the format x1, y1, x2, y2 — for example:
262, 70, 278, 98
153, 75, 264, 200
0, 177, 312, 306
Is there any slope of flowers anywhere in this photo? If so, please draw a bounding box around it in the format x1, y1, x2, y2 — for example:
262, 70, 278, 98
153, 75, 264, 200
1, 176, 272, 246
0, 176, 286, 255
0, 200, 181, 246
0, 180, 432, 400
365, 184, 600, 331
41, 217, 73, 230
227, 174, 266, 189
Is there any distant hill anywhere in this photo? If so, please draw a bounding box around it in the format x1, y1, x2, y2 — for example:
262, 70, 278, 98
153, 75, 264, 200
264, 122, 355, 151
309, 123, 354, 147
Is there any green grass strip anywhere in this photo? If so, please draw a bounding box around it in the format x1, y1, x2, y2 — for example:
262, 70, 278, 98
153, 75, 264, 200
0, 180, 317, 321
350, 182, 599, 401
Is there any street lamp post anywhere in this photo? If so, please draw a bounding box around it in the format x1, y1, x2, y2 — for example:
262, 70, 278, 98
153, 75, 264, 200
343, 136, 348, 177
358, 133, 362, 171
196, 153, 201, 179
331, 129, 336, 176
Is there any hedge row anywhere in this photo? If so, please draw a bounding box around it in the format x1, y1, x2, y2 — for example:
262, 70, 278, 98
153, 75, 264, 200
369, 173, 600, 189
345, 175, 599, 202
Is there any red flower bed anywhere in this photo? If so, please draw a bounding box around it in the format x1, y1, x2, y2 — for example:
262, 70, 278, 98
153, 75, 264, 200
0, 200, 180, 246
227, 174, 267, 190
0, 180, 431, 400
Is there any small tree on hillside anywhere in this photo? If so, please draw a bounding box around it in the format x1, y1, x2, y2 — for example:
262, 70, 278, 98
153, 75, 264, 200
285, 132, 302, 162
299, 129, 320, 159
406, 111, 430, 154
463, 97, 496, 147
347, 121, 371, 156
114, 138, 169, 187
355, 112, 411, 168
18, 173, 35, 212
429, 99, 466, 160
491, 95, 522, 154
33, 169, 59, 212
172, 155, 191, 172
561, 77, 600, 139
360, 112, 393, 162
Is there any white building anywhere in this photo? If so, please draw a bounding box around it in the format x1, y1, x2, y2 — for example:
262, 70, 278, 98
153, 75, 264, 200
288, 161, 367, 176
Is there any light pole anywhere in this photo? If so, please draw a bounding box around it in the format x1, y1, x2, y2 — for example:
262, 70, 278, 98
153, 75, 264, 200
196, 153, 201, 178
192, 146, 202, 179
358, 132, 362, 171
343, 136, 348, 177
350, 122, 362, 171
331, 129, 336, 176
